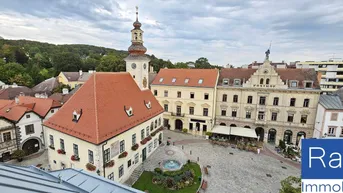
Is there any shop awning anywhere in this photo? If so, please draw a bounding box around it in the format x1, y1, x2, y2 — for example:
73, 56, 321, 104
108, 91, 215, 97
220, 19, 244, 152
211, 125, 257, 138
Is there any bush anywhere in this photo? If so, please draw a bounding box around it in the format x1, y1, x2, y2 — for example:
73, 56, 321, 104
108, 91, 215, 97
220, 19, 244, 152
154, 167, 162, 174
12, 149, 26, 160
205, 131, 212, 136
182, 128, 188, 133
164, 169, 184, 177
187, 159, 191, 164
279, 140, 286, 150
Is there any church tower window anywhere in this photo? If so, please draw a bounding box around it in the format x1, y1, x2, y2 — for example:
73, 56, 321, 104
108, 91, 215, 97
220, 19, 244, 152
260, 78, 264, 84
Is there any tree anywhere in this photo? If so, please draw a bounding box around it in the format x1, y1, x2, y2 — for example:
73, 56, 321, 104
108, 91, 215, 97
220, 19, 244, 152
52, 52, 82, 73
174, 62, 189, 69
82, 57, 99, 71
0, 62, 26, 84
195, 57, 212, 69
9, 74, 33, 87
279, 176, 301, 193
53, 84, 71, 93
96, 55, 125, 72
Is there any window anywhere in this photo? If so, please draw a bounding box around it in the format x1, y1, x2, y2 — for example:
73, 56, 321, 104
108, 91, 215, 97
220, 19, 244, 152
203, 125, 207, 133
104, 148, 110, 163
148, 142, 152, 153
177, 91, 181, 98
158, 118, 161, 126
287, 114, 294, 122
25, 124, 34, 135
221, 110, 226, 116
49, 135, 54, 147
247, 96, 253, 104
3, 132, 11, 142
271, 112, 277, 121
259, 97, 266, 105
172, 78, 176, 82
273, 97, 279, 106
119, 165, 124, 178
260, 78, 264, 84
60, 139, 65, 151
153, 90, 157, 96
223, 79, 229, 85
189, 123, 193, 130
73, 144, 78, 156
266, 78, 270, 85
258, 111, 265, 120
164, 104, 168, 112
146, 127, 150, 136
203, 108, 208, 116
328, 127, 335, 135
164, 90, 168, 97
141, 129, 145, 140
108, 172, 114, 180
331, 113, 338, 121
190, 92, 195, 99
198, 79, 203, 84
176, 106, 182, 114
189, 107, 194, 115
290, 98, 296, 106
154, 138, 158, 148
233, 95, 238, 103
128, 159, 132, 168
232, 109, 237, 117
222, 94, 227, 102
119, 140, 125, 153
301, 115, 307, 124
88, 150, 94, 164
26, 114, 30, 119
135, 153, 139, 164
132, 134, 136, 145
303, 99, 310, 107
246, 111, 251, 119
234, 79, 241, 86
305, 82, 313, 88
155, 120, 157, 128
204, 93, 209, 100
185, 78, 189, 83
290, 81, 298, 87
159, 78, 163, 82
51, 109, 55, 113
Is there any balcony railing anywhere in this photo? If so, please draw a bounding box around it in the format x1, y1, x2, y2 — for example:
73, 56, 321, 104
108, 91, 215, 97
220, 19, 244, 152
171, 112, 185, 117
0, 140, 16, 149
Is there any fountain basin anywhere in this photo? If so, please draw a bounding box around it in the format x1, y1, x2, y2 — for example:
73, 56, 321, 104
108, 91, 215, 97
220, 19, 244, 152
162, 160, 182, 171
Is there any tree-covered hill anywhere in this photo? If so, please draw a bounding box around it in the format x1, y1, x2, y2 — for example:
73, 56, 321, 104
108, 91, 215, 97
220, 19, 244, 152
0, 39, 221, 87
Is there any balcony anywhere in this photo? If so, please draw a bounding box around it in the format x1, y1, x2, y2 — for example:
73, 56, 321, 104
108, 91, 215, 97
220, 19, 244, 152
171, 112, 185, 117
0, 140, 16, 149
255, 119, 266, 126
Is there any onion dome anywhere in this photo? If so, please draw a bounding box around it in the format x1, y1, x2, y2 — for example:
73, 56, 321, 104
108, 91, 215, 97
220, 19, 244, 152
133, 20, 141, 29
128, 42, 147, 55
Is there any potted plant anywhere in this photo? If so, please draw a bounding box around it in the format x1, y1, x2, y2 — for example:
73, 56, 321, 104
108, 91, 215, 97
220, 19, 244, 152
12, 149, 26, 162
118, 151, 128, 158
140, 138, 148, 145
205, 132, 212, 140
86, 163, 96, 171
71, 155, 80, 161
146, 136, 152, 141
49, 145, 55, 150
57, 149, 66, 154
131, 144, 139, 151
182, 128, 188, 133
105, 160, 114, 168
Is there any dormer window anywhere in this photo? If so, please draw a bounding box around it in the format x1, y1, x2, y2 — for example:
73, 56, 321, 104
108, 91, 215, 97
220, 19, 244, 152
233, 79, 241, 86
222, 79, 229, 85
172, 78, 176, 83
304, 81, 313, 88
198, 79, 203, 84
144, 100, 152, 109
159, 78, 164, 82
290, 80, 298, 88
185, 78, 189, 83
72, 109, 82, 122
124, 106, 133, 117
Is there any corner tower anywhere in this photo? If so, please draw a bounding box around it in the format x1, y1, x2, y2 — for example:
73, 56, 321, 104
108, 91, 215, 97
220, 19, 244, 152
125, 6, 150, 90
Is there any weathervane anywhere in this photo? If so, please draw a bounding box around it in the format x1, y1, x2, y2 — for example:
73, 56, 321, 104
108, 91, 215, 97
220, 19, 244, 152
265, 41, 272, 60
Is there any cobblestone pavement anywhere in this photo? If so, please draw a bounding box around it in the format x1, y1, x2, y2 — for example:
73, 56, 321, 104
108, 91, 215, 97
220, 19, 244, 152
7, 150, 49, 169
142, 130, 300, 193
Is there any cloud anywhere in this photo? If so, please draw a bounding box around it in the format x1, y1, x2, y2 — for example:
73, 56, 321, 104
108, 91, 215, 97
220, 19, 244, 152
0, 0, 343, 66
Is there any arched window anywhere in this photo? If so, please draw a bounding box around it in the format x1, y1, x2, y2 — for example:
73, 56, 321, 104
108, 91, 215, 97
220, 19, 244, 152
150, 122, 154, 131
266, 78, 270, 85
222, 94, 227, 102
220, 123, 226, 126
260, 78, 264, 84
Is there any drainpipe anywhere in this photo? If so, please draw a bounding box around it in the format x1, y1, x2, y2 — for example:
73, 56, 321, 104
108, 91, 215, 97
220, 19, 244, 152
40, 119, 45, 148
14, 123, 19, 150
102, 141, 108, 178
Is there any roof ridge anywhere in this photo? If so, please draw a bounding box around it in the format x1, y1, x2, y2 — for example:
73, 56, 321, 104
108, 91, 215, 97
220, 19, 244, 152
93, 73, 100, 144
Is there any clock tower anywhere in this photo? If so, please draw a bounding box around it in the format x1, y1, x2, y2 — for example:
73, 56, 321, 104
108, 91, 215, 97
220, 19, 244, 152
125, 6, 150, 90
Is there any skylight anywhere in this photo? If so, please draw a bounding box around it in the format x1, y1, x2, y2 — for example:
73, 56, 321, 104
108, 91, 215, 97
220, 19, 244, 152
172, 78, 176, 83
185, 78, 189, 83
198, 79, 203, 84
159, 78, 164, 82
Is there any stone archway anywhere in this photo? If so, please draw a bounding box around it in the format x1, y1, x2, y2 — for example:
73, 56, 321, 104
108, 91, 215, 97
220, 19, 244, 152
284, 130, 293, 144
268, 128, 277, 144
22, 138, 40, 156
230, 124, 237, 127
255, 127, 265, 142
175, 119, 183, 131
244, 126, 251, 129
296, 131, 306, 146
220, 123, 226, 126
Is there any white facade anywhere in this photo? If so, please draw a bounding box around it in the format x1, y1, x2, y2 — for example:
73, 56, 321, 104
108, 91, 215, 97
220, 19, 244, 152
46, 113, 163, 183
125, 57, 150, 91
314, 103, 343, 138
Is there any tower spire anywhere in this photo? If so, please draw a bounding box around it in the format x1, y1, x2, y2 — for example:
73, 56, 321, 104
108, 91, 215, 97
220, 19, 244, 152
136, 6, 138, 21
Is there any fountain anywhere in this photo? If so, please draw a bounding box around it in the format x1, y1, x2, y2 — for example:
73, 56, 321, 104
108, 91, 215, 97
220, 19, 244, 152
162, 160, 182, 171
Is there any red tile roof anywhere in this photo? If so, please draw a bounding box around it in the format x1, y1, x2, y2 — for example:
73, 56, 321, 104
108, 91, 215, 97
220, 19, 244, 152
0, 96, 61, 122
44, 72, 164, 145
219, 68, 256, 85
49, 93, 72, 104
151, 69, 219, 88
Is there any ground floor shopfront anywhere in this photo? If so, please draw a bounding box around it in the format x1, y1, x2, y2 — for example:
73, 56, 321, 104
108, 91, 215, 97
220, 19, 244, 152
215, 119, 311, 146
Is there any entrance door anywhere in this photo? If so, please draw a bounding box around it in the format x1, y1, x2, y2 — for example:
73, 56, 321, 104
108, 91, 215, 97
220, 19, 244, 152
142, 147, 147, 162
175, 119, 183, 131
158, 133, 162, 145
255, 127, 265, 142
268, 129, 277, 144
22, 138, 40, 155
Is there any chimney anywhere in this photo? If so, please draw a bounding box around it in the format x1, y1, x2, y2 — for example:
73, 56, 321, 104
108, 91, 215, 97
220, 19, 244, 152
79, 70, 83, 77
62, 88, 69, 95
15, 97, 19, 104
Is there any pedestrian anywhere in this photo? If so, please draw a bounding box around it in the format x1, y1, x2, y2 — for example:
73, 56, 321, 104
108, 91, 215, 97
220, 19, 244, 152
257, 148, 260, 155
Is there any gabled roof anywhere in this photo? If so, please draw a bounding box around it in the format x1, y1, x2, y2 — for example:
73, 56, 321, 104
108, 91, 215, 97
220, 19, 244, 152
49, 93, 73, 104
0, 86, 33, 100
44, 72, 164, 144
319, 95, 343, 110
219, 68, 257, 85
0, 163, 143, 193
32, 77, 59, 95
151, 69, 218, 88
61, 72, 92, 82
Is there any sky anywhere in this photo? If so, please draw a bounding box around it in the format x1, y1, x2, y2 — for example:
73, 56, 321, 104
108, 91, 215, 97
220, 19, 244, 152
0, 0, 343, 66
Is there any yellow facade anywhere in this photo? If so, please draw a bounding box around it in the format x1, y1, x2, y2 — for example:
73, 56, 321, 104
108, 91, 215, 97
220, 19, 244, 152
57, 72, 83, 89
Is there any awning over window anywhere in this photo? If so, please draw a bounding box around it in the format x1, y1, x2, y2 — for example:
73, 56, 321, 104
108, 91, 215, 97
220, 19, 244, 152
211, 125, 258, 138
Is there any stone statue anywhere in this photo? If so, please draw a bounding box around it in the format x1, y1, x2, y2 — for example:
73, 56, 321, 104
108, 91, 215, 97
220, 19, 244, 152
265, 49, 270, 60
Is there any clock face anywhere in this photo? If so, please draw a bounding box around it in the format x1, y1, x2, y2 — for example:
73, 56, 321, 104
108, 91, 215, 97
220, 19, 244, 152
131, 63, 136, 69
143, 63, 147, 69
